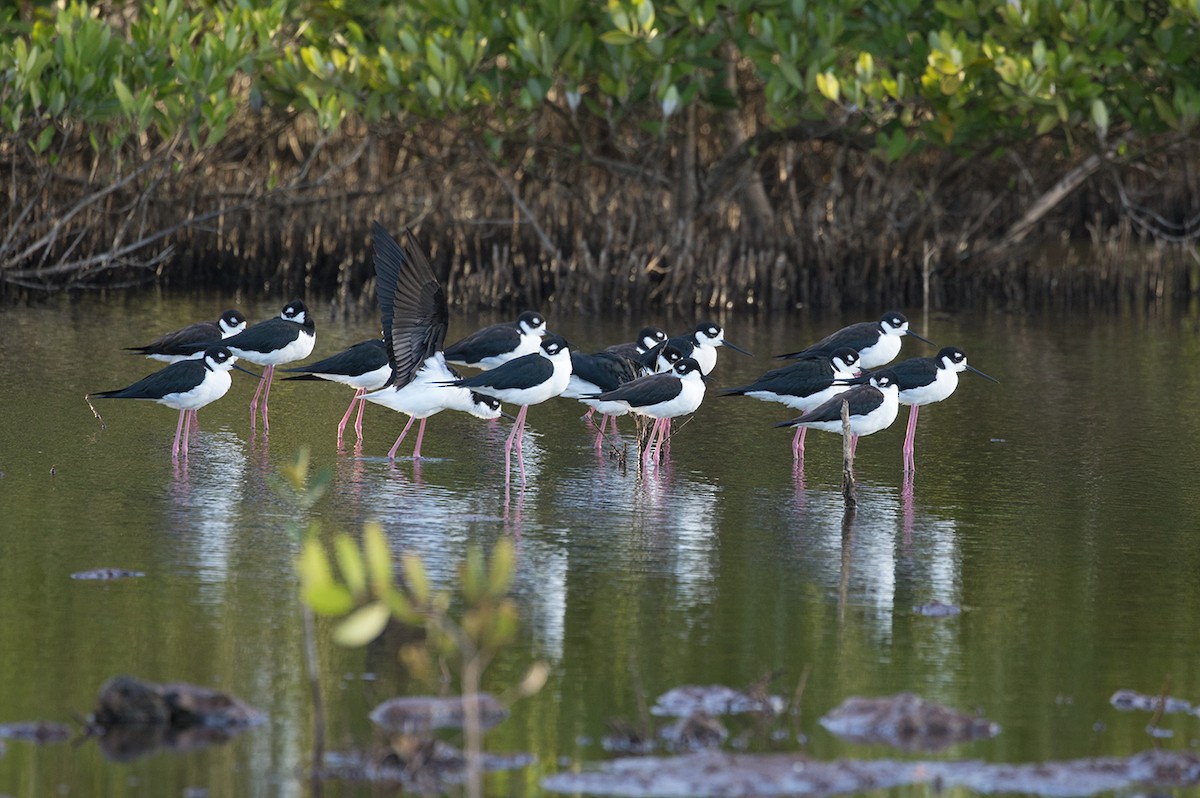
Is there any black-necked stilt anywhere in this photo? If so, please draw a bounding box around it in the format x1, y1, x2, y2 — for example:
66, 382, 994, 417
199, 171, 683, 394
91, 346, 251, 459
124, 309, 247, 363
604, 326, 668, 361
775, 369, 901, 456
364, 363, 507, 459
561, 350, 641, 447
778, 312, 932, 369
282, 338, 391, 444
443, 310, 547, 370
590, 356, 707, 463
888, 346, 998, 470
215, 300, 316, 432
441, 334, 572, 485
363, 221, 509, 460
722, 347, 862, 460
688, 320, 752, 374
640, 337, 695, 374
643, 322, 750, 375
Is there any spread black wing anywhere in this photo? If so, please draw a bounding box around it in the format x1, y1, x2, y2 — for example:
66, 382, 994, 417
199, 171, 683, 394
372, 221, 448, 389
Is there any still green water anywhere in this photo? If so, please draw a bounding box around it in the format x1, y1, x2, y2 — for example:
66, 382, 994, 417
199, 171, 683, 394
1, 294, 1198, 797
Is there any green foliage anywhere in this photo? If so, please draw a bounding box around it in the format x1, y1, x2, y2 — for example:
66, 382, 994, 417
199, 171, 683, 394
1, 0, 285, 153
297, 522, 521, 686
3, 0, 1197, 163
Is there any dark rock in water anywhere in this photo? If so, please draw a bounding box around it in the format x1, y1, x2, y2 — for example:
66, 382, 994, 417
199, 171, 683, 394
913, 600, 960, 617
71, 568, 145, 581
601, 719, 656, 755
659, 713, 728, 753
91, 676, 264, 730
542, 749, 1200, 797
321, 742, 533, 789
0, 722, 72, 743
87, 676, 264, 761
819, 693, 998, 752
543, 751, 934, 796
949, 749, 1200, 794
651, 685, 785, 718
1110, 689, 1195, 716
369, 694, 508, 734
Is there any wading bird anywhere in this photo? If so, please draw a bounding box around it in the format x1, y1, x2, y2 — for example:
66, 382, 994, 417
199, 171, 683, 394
363, 222, 509, 460
887, 346, 998, 470
443, 310, 547, 370
778, 312, 932, 368
124, 309, 247, 363
561, 350, 641, 447
774, 369, 901, 457
722, 347, 862, 460
591, 356, 707, 464
206, 300, 316, 432
91, 346, 252, 459
441, 335, 573, 485
603, 326, 668, 361
282, 339, 391, 444
642, 321, 750, 376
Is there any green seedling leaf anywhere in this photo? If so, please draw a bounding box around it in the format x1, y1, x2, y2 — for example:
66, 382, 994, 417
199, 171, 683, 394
334, 534, 367, 599
402, 553, 430, 605
487, 538, 516, 597
363, 521, 393, 594
333, 601, 390, 646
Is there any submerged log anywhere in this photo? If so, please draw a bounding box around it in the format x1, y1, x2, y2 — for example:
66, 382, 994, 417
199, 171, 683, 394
0, 722, 72, 743
87, 676, 265, 761
819, 693, 998, 752
651, 685, 785, 718
368, 694, 509, 734
542, 749, 1200, 797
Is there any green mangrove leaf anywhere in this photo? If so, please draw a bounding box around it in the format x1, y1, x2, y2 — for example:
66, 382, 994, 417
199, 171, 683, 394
333, 601, 390, 646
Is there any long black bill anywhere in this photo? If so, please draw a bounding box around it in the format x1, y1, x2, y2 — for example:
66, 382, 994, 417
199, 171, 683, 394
966, 364, 999, 383
233, 363, 262, 378
722, 340, 753, 356
906, 329, 936, 347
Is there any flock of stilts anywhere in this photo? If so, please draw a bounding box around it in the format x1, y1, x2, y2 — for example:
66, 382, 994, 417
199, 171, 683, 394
90, 223, 997, 483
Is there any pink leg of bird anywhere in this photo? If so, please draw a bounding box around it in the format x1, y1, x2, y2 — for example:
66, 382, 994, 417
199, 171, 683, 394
582, 407, 596, 427
183, 409, 194, 454
594, 419, 606, 449
609, 415, 620, 434
388, 415, 417, 460
641, 418, 657, 462
849, 433, 859, 458
792, 426, 807, 460
172, 409, 186, 459
515, 411, 528, 485
648, 417, 668, 464
259, 364, 275, 431
411, 419, 428, 459
354, 391, 367, 441
336, 389, 362, 443
902, 404, 920, 471
504, 406, 528, 485
249, 369, 268, 431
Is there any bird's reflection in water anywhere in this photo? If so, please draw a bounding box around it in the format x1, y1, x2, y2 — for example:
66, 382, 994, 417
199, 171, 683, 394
166, 430, 247, 604
556, 459, 722, 617
759, 475, 964, 653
